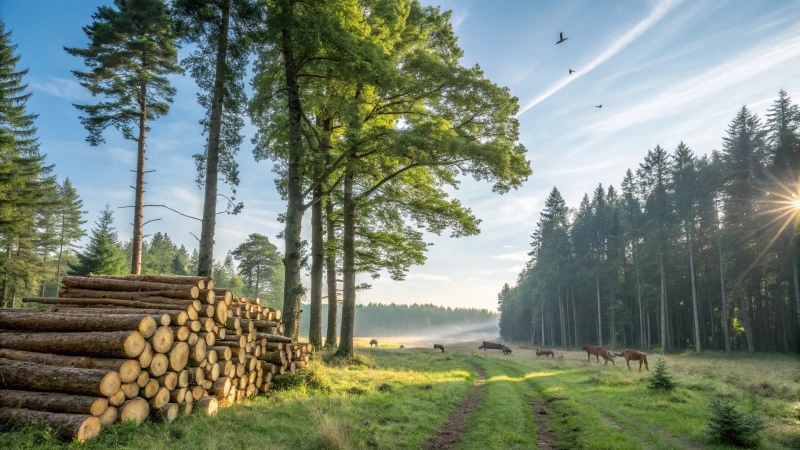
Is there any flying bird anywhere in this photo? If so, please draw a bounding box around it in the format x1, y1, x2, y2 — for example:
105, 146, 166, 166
569, 69, 575, 74
595, 105, 603, 108
557, 32, 568, 44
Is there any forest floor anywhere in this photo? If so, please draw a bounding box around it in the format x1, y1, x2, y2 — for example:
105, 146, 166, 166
2, 338, 799, 449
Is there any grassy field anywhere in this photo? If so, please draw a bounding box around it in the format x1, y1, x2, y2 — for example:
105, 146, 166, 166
2, 338, 799, 449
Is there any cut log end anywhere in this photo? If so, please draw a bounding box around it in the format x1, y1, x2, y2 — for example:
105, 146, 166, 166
118, 398, 149, 426
195, 396, 218, 416
98, 405, 117, 427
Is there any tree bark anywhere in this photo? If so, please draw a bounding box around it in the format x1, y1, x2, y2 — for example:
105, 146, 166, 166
279, 0, 305, 341
88, 274, 210, 288
792, 249, 800, 354
131, 81, 147, 275
28, 296, 196, 311
739, 280, 754, 353
0, 359, 120, 397
337, 166, 356, 357
0, 408, 101, 442
660, 250, 667, 352
633, 243, 645, 348
596, 272, 602, 347
0, 311, 162, 338
0, 330, 145, 358
0, 390, 108, 417
309, 183, 324, 351
687, 226, 701, 352
50, 307, 186, 326
198, 0, 231, 278
717, 230, 731, 353
60, 287, 199, 300
324, 197, 338, 348
61, 276, 200, 292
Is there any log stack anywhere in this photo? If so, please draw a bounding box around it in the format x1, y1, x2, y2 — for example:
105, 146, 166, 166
0, 275, 310, 442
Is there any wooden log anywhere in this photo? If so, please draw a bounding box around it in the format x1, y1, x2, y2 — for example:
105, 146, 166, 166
216, 327, 226, 339
136, 370, 150, 388
178, 369, 189, 388
198, 318, 215, 332
185, 333, 197, 346
197, 289, 217, 304
149, 326, 174, 354
63, 276, 196, 292
85, 358, 141, 384
169, 388, 187, 404
0, 311, 163, 339
216, 336, 245, 348
207, 362, 221, 381
194, 396, 218, 415
28, 296, 197, 310
117, 398, 149, 425
60, 287, 199, 300
258, 333, 291, 343
202, 379, 213, 391
149, 353, 169, 377
258, 350, 286, 365
149, 387, 170, 409
0, 408, 101, 442
184, 390, 194, 404
0, 390, 107, 417
195, 305, 215, 319
252, 319, 279, 332
188, 367, 204, 385
168, 342, 189, 371
265, 342, 284, 351
138, 342, 153, 369
191, 340, 207, 363
143, 380, 159, 399
212, 289, 232, 303
0, 359, 120, 397
185, 306, 199, 321
0, 348, 92, 368
172, 325, 189, 341
107, 390, 125, 407
225, 317, 241, 330
0, 330, 145, 359
198, 331, 216, 346
190, 385, 204, 401
98, 405, 117, 427
157, 372, 178, 390
214, 302, 228, 325
211, 377, 231, 398
240, 319, 254, 333
151, 403, 178, 423
208, 346, 232, 361
187, 321, 201, 333
87, 274, 211, 288
120, 382, 140, 399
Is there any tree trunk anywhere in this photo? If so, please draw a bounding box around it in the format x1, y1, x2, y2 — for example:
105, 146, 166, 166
660, 250, 666, 352
571, 284, 578, 346
0, 390, 108, 417
557, 281, 565, 347
337, 166, 356, 357
197, 0, 231, 277
596, 272, 602, 347
739, 280, 754, 353
793, 253, 800, 353
131, 81, 147, 275
0, 358, 121, 397
0, 407, 100, 442
324, 197, 338, 348
308, 184, 324, 351
56, 217, 66, 288
279, 0, 305, 341
610, 285, 616, 350
687, 226, 701, 352
0, 311, 161, 338
0, 330, 146, 359
633, 244, 644, 348
717, 230, 731, 353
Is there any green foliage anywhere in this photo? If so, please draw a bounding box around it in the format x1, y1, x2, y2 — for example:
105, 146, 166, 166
230, 233, 283, 305
68, 205, 127, 276
706, 396, 764, 447
648, 356, 675, 391
65, 0, 181, 146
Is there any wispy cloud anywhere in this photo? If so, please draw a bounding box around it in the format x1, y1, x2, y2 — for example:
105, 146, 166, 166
108, 147, 135, 164
493, 250, 530, 262
451, 10, 469, 29
31, 77, 87, 99
517, 0, 683, 115
406, 273, 452, 282
582, 27, 800, 137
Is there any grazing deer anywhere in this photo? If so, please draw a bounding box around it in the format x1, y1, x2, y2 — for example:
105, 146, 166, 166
501, 345, 512, 354
536, 348, 555, 358
369, 339, 378, 348
433, 344, 445, 353
399, 345, 405, 349
582, 345, 615, 365
614, 349, 649, 372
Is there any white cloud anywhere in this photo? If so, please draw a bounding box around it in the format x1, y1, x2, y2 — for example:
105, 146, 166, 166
406, 273, 452, 282
31, 77, 87, 99
581, 27, 800, 137
518, 0, 683, 115
108, 147, 135, 164
493, 250, 530, 262
451, 10, 469, 29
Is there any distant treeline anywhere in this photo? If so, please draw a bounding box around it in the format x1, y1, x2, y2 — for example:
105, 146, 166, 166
299, 303, 496, 337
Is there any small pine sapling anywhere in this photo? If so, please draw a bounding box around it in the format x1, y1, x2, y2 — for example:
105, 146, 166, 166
648, 356, 675, 391
706, 396, 764, 448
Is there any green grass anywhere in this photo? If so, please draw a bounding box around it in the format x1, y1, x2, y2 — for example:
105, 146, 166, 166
1, 341, 799, 449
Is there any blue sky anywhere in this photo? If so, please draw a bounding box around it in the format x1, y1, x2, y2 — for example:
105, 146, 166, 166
3, 0, 800, 311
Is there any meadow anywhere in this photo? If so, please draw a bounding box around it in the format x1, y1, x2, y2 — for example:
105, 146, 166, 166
2, 338, 799, 449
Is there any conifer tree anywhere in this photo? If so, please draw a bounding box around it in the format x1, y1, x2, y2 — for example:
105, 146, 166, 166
54, 179, 87, 282
66, 0, 181, 275
68, 205, 127, 276
648, 356, 675, 391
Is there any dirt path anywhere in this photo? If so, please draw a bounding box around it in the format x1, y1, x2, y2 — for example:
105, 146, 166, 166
529, 398, 561, 450
424, 364, 487, 450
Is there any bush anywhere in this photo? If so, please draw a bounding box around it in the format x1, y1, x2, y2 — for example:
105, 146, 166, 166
706, 396, 764, 448
648, 356, 675, 391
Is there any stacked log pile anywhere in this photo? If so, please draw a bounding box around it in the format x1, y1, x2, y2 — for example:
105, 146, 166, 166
0, 275, 311, 442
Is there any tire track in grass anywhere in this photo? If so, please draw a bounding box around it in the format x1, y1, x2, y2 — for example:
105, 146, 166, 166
425, 363, 487, 450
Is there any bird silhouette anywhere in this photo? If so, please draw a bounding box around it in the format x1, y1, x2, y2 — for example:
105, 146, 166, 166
569, 69, 575, 74
557, 32, 568, 44
595, 105, 603, 108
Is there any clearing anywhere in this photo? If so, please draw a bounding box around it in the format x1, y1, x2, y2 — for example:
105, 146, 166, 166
2, 339, 799, 449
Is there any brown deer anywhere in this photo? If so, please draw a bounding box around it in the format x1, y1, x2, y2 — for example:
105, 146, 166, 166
582, 345, 615, 365
536, 348, 555, 358
369, 339, 378, 348
433, 344, 445, 353
614, 349, 649, 372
